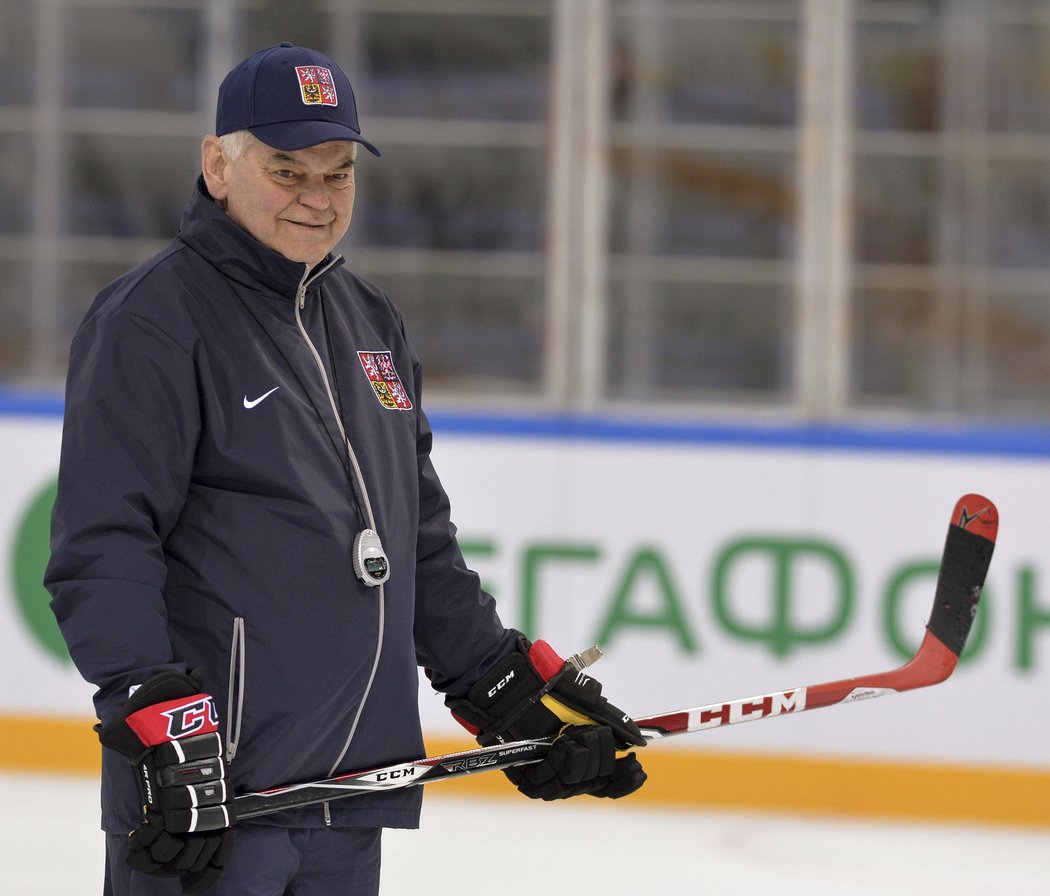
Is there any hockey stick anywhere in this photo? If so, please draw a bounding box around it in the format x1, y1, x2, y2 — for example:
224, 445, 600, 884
233, 492, 997, 821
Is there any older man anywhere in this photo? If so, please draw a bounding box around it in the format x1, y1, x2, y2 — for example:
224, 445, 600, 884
46, 43, 644, 896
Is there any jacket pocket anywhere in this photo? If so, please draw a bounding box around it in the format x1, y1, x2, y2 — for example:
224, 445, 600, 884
226, 616, 246, 764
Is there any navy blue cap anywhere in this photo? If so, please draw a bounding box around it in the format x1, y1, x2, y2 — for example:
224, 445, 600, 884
216, 42, 380, 156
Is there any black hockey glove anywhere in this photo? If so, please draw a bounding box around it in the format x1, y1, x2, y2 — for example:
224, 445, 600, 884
97, 671, 236, 895
446, 637, 647, 801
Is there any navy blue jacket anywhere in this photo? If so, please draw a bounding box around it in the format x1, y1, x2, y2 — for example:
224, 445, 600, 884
46, 177, 518, 832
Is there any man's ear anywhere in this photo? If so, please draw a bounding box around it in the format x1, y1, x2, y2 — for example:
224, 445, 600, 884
201, 136, 230, 201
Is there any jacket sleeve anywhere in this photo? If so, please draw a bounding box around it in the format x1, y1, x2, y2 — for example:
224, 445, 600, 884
45, 307, 201, 724
408, 357, 519, 698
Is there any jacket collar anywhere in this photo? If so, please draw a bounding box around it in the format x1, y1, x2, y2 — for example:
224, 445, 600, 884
177, 176, 345, 300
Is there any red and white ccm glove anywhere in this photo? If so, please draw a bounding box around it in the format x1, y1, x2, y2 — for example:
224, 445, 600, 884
446, 637, 647, 801
97, 671, 235, 894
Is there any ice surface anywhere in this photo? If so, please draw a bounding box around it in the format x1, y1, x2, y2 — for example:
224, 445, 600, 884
4, 771, 1047, 895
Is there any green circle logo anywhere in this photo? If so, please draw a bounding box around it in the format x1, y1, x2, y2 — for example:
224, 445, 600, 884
11, 479, 69, 664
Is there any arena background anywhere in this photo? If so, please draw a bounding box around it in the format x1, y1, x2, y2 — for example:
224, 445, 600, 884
1, 0, 1048, 868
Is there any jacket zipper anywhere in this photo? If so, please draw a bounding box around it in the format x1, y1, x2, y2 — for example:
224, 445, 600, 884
293, 263, 381, 531
226, 616, 246, 764
292, 263, 387, 823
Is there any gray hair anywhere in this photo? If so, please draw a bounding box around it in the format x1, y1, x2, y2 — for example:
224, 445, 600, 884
217, 130, 255, 160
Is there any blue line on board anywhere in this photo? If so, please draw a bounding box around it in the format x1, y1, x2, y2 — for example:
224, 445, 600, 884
2, 387, 1049, 458
0, 388, 64, 418
428, 411, 1050, 458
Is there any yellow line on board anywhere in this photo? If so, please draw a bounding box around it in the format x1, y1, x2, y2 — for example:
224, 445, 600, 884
5, 717, 1047, 828
1, 715, 101, 774
419, 737, 1050, 828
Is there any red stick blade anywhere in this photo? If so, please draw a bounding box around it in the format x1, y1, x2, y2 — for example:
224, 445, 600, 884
953, 493, 999, 542
926, 493, 998, 658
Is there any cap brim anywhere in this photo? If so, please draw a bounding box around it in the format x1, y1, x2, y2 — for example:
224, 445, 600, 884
249, 120, 381, 156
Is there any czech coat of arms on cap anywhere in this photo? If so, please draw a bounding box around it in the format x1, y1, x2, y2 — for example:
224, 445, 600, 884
295, 66, 339, 106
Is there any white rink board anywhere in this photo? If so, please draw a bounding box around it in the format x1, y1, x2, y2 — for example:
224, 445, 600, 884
2, 411, 1048, 770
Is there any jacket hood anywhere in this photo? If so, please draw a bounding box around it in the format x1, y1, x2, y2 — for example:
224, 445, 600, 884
177, 175, 344, 300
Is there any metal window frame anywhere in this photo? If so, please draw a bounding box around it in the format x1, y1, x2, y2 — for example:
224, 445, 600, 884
5, 0, 1046, 423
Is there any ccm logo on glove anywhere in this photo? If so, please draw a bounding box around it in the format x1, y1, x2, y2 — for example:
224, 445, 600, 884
446, 637, 647, 801
487, 670, 515, 699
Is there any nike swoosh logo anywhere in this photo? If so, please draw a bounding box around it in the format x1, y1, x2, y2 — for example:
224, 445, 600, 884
243, 386, 280, 409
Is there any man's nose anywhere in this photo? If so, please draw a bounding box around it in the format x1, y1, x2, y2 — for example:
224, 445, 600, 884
298, 183, 333, 209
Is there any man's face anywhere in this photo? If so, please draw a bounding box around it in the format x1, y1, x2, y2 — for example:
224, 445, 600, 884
202, 134, 357, 267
